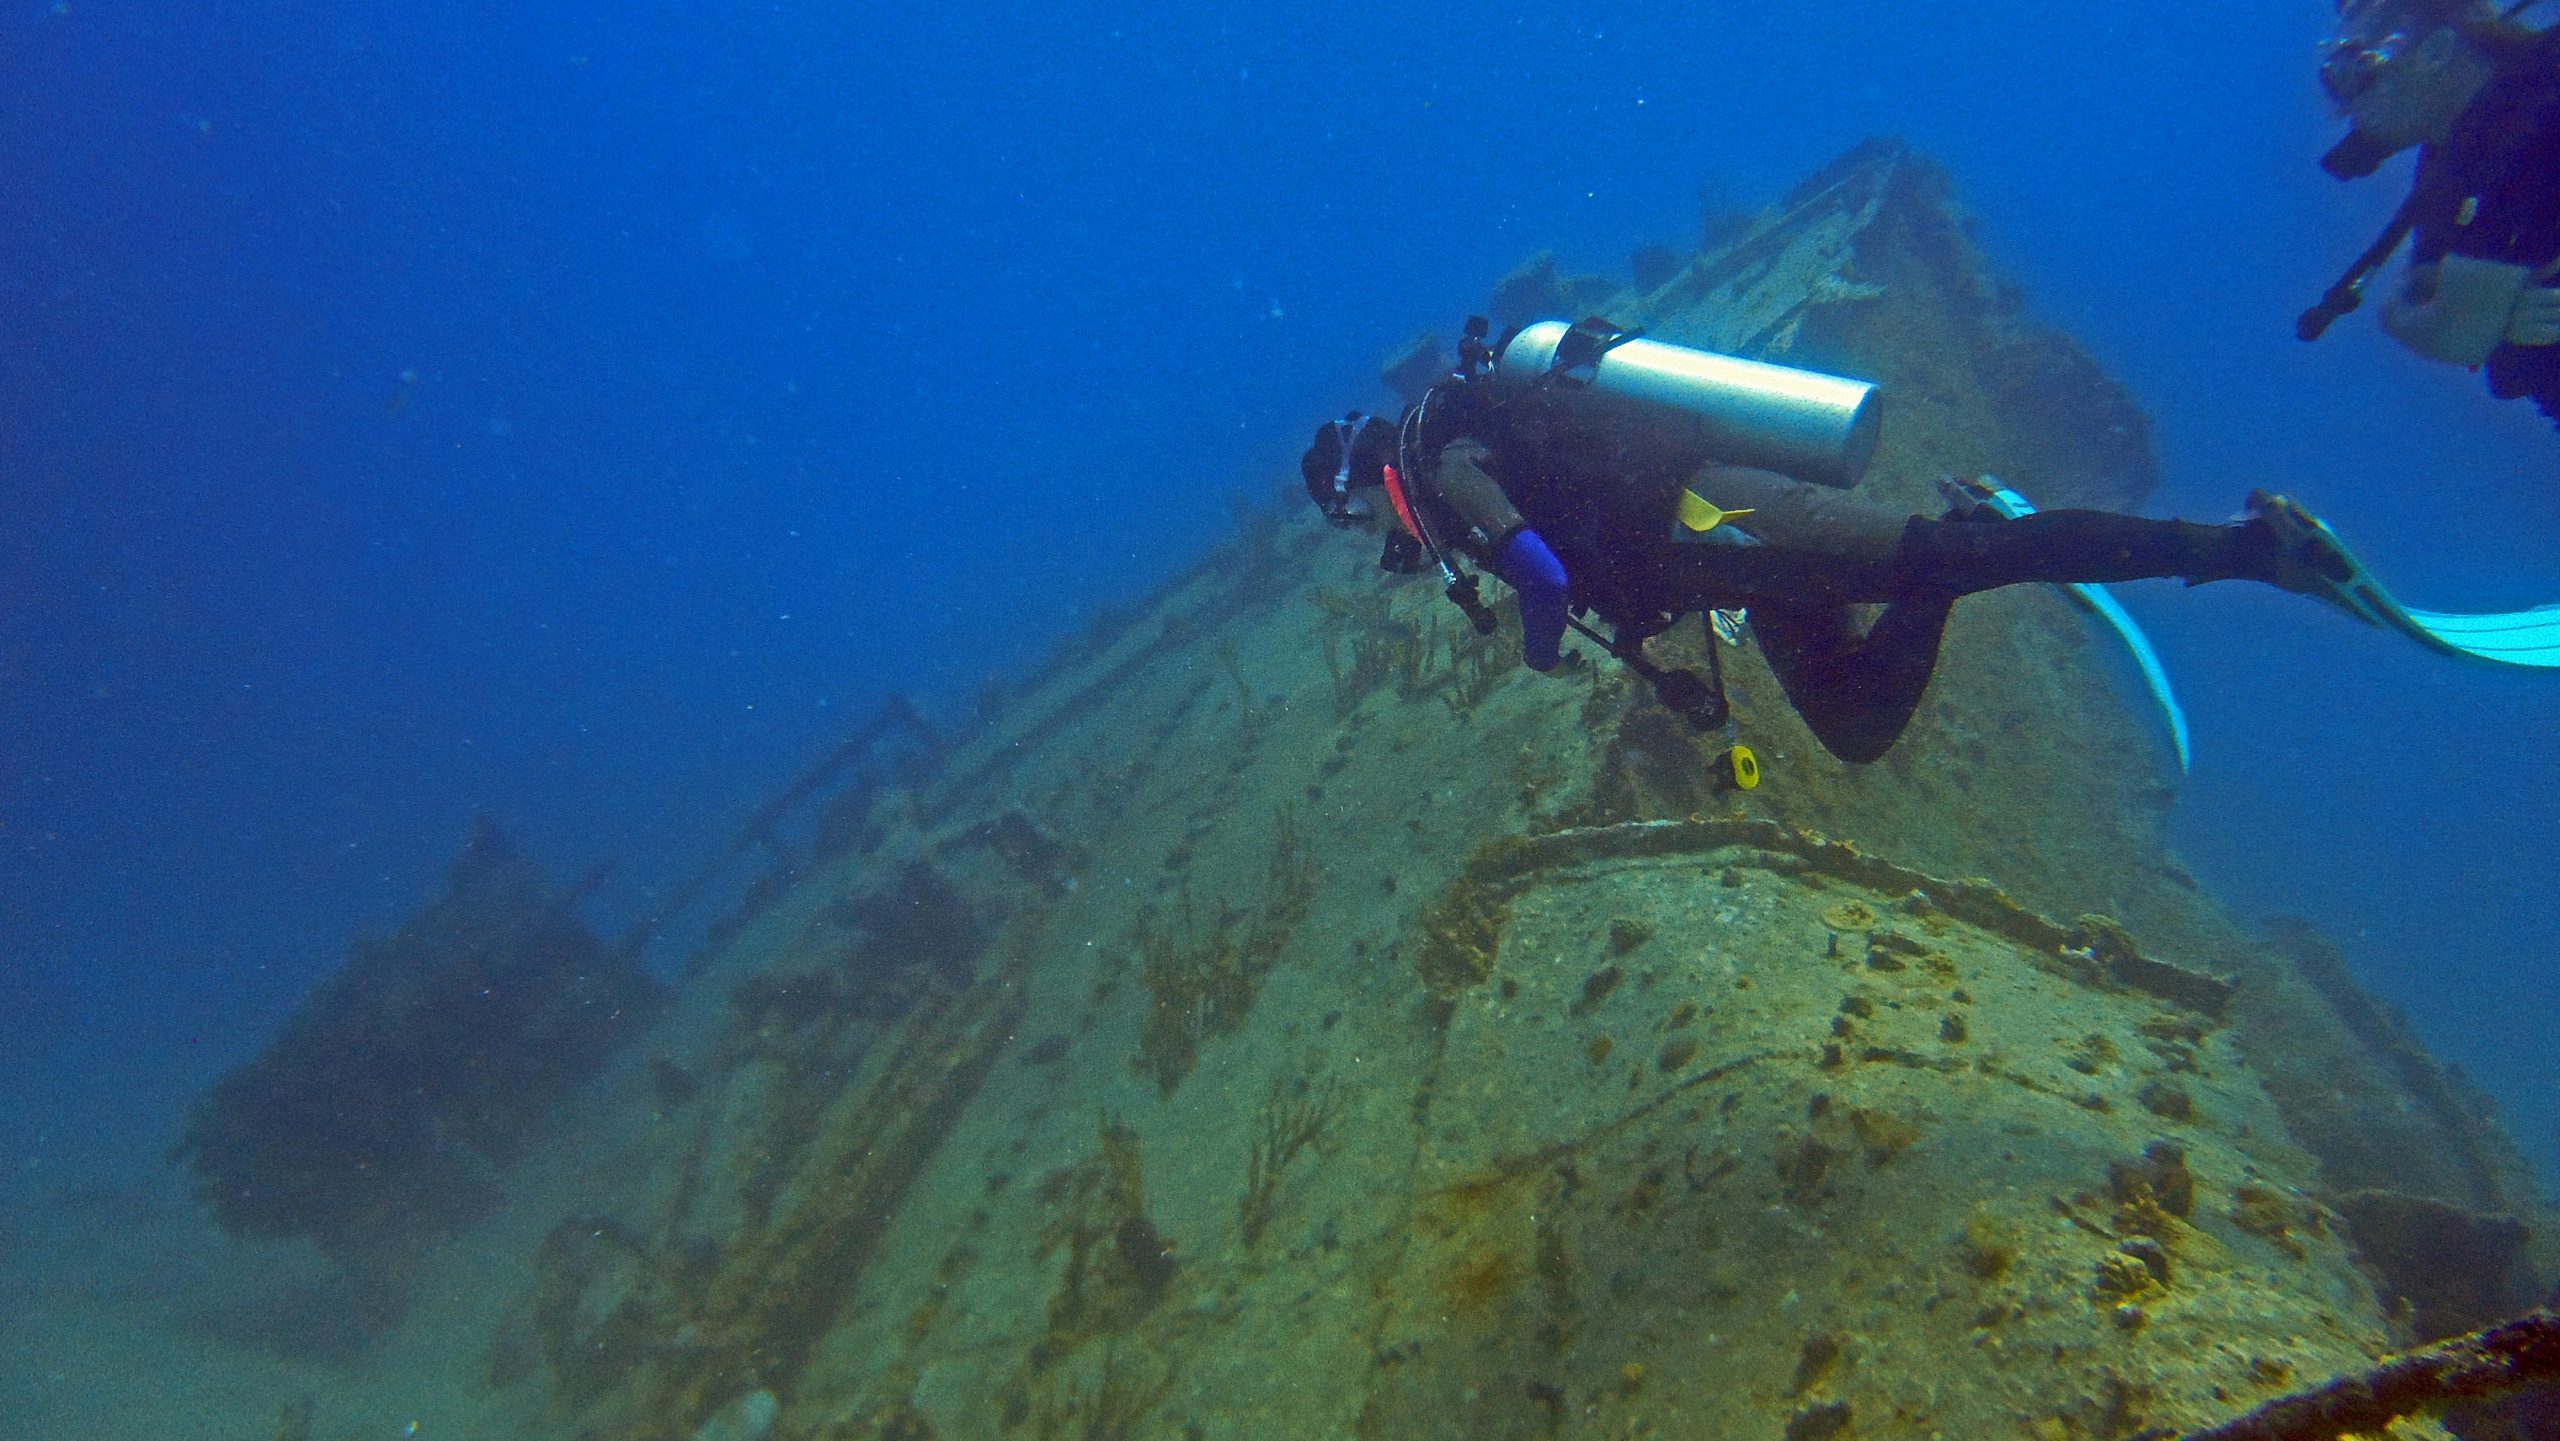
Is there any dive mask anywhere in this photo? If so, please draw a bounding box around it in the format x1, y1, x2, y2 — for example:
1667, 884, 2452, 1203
2321, 25, 2415, 105
2320, 0, 2504, 175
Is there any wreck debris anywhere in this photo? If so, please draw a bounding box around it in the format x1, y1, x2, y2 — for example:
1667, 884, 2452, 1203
1454, 816, 2234, 1014
2172, 1309, 2560, 1441
1411, 870, 1510, 1001
169, 819, 662, 1261
629, 694, 936, 958
1040, 1120, 1178, 1347
959, 810, 1087, 896
526, 1212, 678, 1406
839, 860, 991, 995
637, 972, 1027, 1432
1486, 250, 1616, 334
2334, 1188, 2534, 1340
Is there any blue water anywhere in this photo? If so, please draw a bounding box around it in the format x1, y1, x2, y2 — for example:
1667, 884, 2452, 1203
4, 0, 2552, 1199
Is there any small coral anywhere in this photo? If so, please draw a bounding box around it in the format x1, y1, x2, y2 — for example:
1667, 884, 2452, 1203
2118, 1236, 2172, 1285
2229, 1186, 2308, 1260
2092, 1250, 2155, 1301
1849, 1107, 1922, 1165
2137, 1080, 2194, 1121
1955, 1213, 2019, 1280
1442, 1248, 1520, 1315
1790, 1334, 1842, 1395
1238, 1075, 1342, 1247
2065, 1032, 2120, 1076
1866, 929, 1932, 972
1777, 1135, 1841, 1207
1575, 964, 1623, 1013
2075, 912, 2141, 965
1784, 1400, 1852, 1441
2107, 1141, 2194, 1219
1820, 900, 1879, 932
1131, 810, 1317, 1093
1133, 902, 1251, 1094
1413, 877, 1508, 997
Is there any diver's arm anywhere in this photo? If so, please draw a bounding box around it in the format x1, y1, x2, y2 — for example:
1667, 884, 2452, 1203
2378, 253, 2536, 364
1422, 438, 1528, 541
1494, 529, 1568, 671
1424, 438, 1567, 671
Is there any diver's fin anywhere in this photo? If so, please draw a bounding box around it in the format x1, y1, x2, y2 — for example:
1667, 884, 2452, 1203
1934, 473, 2012, 524
1961, 476, 2192, 773
2248, 490, 2560, 668
2393, 601, 2560, 665
2245, 491, 2397, 629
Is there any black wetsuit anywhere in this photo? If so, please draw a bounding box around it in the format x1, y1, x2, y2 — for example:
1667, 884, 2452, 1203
2407, 32, 2560, 422
1398, 380, 2268, 763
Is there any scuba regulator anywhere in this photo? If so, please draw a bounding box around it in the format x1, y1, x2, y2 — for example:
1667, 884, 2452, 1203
1385, 319, 1505, 636
1453, 313, 1497, 381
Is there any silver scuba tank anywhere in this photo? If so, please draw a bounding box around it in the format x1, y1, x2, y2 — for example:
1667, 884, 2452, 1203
1492, 319, 1882, 489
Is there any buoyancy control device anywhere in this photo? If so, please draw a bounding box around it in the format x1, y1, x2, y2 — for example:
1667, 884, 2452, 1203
1493, 319, 1883, 489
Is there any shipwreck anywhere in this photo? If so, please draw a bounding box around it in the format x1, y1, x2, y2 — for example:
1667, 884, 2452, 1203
174, 141, 2560, 1441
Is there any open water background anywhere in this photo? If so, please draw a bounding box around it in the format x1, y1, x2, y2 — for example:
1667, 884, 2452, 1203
4, 0, 2552, 1199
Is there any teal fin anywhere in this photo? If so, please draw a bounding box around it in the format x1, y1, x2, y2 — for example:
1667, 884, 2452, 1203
2394, 602, 2560, 665
2250, 491, 2560, 669
1959, 477, 2192, 773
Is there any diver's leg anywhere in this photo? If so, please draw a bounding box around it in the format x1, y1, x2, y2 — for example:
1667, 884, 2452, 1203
1636, 465, 1910, 610
1890, 509, 2270, 594
1656, 465, 2279, 605
1695, 465, 1910, 561
1750, 597, 1954, 765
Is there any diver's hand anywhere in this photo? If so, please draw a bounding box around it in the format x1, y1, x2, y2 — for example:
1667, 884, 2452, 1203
2381, 254, 2532, 366
1495, 529, 1568, 672
2510, 284, 2560, 347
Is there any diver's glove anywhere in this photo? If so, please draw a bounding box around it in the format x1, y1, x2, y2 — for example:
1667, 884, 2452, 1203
2384, 255, 2537, 365
1495, 528, 1569, 672
1379, 530, 1425, 574
2510, 283, 2560, 347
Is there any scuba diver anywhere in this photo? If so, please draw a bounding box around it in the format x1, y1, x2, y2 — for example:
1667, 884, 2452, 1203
2303, 0, 2560, 423
1303, 317, 2376, 765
